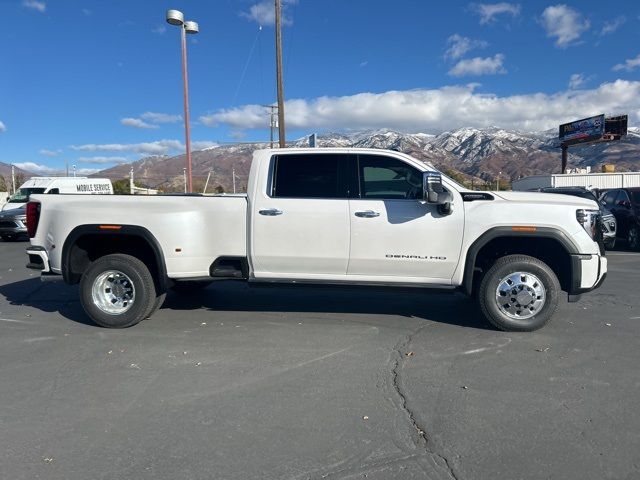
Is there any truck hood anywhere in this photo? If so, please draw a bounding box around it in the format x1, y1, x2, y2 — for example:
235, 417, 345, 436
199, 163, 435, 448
492, 191, 598, 209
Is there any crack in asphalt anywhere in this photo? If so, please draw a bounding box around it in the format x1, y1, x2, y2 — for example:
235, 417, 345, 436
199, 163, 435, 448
391, 322, 462, 480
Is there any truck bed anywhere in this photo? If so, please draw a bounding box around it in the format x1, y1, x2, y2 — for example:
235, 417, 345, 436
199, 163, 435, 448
30, 194, 248, 279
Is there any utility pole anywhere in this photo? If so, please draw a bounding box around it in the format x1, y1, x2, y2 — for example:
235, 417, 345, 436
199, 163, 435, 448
275, 0, 286, 148
129, 167, 134, 194
203, 168, 213, 194
183, 168, 187, 194
66, 160, 69, 177
496, 171, 501, 191
11, 164, 16, 194
262, 104, 277, 148
232, 167, 237, 194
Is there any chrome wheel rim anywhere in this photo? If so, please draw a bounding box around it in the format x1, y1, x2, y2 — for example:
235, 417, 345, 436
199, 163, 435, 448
91, 270, 135, 315
495, 272, 545, 320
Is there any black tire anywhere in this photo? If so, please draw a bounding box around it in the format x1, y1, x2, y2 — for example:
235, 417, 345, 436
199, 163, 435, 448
628, 225, 640, 251
145, 292, 167, 319
80, 254, 157, 328
170, 281, 212, 295
478, 254, 560, 332
1, 234, 16, 242
603, 238, 616, 250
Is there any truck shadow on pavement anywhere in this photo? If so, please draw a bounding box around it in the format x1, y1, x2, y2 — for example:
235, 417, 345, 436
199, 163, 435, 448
162, 281, 492, 330
0, 278, 493, 330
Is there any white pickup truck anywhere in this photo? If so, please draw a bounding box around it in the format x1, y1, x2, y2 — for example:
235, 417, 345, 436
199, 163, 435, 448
25, 148, 607, 331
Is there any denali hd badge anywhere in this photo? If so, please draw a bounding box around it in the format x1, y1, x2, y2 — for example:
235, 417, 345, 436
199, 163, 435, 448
386, 254, 446, 260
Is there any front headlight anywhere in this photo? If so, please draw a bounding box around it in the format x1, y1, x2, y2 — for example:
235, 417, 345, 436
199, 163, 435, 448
576, 209, 600, 240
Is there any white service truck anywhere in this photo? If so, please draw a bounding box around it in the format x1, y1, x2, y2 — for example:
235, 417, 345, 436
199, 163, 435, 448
2, 177, 113, 211
25, 149, 607, 331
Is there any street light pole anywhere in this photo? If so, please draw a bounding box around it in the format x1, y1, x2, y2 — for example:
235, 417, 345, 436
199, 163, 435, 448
166, 9, 199, 193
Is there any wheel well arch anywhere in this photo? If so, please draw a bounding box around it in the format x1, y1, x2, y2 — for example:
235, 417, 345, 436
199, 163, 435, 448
62, 225, 168, 293
463, 227, 579, 296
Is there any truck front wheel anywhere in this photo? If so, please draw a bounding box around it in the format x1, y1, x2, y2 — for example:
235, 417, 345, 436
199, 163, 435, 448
478, 255, 560, 332
80, 254, 157, 328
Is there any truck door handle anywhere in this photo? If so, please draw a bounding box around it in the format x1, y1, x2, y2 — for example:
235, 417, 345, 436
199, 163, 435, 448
259, 208, 283, 216
355, 210, 380, 218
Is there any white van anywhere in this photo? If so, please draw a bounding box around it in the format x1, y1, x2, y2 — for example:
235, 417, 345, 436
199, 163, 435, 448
2, 177, 113, 211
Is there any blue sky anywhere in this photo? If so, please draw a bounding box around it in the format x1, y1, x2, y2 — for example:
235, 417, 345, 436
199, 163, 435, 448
1, 0, 639, 174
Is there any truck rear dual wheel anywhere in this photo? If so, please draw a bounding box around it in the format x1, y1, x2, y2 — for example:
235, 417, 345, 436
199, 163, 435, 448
478, 255, 560, 332
80, 254, 158, 328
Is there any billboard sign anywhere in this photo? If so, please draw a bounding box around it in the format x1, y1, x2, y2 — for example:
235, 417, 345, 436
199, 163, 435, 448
559, 114, 604, 144
605, 115, 628, 137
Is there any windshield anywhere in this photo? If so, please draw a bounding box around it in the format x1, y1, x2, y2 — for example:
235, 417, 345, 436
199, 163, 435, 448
7, 187, 46, 203
631, 191, 640, 206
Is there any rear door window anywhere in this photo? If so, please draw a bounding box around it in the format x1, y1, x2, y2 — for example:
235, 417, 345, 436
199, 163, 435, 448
272, 154, 354, 199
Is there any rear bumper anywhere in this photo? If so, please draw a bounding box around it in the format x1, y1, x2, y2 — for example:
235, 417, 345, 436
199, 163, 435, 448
26, 246, 51, 273
569, 253, 607, 295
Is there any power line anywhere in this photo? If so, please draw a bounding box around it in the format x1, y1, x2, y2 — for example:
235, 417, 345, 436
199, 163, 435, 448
232, 26, 263, 106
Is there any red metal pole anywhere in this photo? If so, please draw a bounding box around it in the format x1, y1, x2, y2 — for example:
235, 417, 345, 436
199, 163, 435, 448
181, 25, 193, 193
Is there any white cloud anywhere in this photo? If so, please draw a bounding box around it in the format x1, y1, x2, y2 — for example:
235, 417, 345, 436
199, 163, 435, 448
120, 117, 159, 129
241, 0, 297, 27
78, 156, 129, 165
445, 34, 488, 60
612, 53, 640, 72
39, 149, 61, 157
22, 0, 46, 13
600, 16, 626, 36
0, 121, 6, 133
200, 80, 640, 134
76, 168, 101, 175
14, 162, 57, 174
540, 4, 590, 48
82, 8, 92, 16
568, 73, 586, 89
71, 139, 217, 155
359, 60, 369, 68
471, 3, 521, 24
71, 140, 183, 155
121, 112, 182, 129
448, 54, 506, 76
152, 25, 167, 35
140, 112, 182, 123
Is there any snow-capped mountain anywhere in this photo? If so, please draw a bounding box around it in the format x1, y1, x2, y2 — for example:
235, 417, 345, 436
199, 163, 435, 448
94, 126, 640, 192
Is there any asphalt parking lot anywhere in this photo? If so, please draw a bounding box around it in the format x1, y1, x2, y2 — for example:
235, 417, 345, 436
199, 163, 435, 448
0, 240, 639, 480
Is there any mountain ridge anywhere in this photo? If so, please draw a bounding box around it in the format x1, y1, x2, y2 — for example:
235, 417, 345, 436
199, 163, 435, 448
92, 126, 640, 192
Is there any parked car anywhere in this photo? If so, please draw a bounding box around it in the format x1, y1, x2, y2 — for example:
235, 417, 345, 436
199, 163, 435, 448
0, 206, 27, 241
539, 187, 617, 249
599, 187, 640, 250
25, 148, 606, 332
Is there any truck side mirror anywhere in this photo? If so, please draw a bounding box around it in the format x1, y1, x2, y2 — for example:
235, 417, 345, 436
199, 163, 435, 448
423, 171, 453, 215
423, 172, 443, 203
